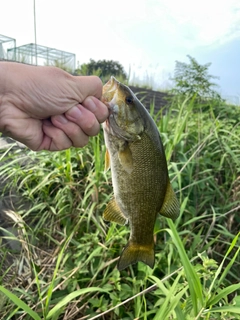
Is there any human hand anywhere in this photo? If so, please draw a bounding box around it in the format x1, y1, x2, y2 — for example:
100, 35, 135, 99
0, 62, 109, 151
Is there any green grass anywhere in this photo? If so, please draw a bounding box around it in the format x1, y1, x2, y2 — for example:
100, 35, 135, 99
0, 97, 239, 319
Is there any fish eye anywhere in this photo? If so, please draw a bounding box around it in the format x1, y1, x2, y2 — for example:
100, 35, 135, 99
125, 96, 134, 104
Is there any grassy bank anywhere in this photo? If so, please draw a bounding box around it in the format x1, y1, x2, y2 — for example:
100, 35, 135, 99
0, 98, 239, 319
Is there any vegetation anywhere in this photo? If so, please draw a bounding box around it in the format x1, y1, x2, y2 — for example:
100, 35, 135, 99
171, 55, 222, 102
75, 59, 127, 83
0, 93, 239, 319
47, 60, 74, 73
0, 52, 240, 319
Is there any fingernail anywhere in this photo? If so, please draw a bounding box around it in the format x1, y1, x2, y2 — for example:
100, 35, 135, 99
69, 106, 82, 119
55, 115, 68, 124
84, 97, 97, 112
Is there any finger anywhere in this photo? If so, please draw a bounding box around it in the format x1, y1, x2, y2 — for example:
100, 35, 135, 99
0, 105, 44, 150
82, 96, 109, 123
38, 120, 73, 151
51, 114, 91, 148
74, 76, 103, 100
63, 104, 101, 136
0, 114, 71, 152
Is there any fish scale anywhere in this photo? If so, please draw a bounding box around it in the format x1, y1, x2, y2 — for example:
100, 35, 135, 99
102, 76, 179, 271
114, 133, 166, 243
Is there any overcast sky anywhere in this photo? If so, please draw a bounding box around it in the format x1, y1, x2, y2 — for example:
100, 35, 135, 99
1, 0, 240, 102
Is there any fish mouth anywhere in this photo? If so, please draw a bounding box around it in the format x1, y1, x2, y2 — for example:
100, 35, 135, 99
102, 76, 119, 100
101, 76, 120, 118
102, 76, 126, 131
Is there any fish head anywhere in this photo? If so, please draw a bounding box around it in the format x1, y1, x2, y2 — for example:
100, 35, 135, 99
102, 77, 145, 141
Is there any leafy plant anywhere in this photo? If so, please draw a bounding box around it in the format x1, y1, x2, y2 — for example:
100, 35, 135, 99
0, 96, 239, 319
171, 55, 222, 102
75, 59, 127, 83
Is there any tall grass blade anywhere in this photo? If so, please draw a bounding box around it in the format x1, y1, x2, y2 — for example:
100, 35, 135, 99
208, 283, 240, 306
207, 232, 240, 298
46, 287, 107, 319
166, 219, 204, 315
205, 306, 240, 314
0, 286, 41, 320
151, 273, 188, 319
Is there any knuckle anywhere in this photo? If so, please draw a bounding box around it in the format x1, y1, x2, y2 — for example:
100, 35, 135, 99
83, 117, 99, 135
55, 139, 72, 151
59, 123, 89, 148
75, 136, 89, 148
73, 125, 83, 137
0, 116, 12, 134
90, 75, 102, 87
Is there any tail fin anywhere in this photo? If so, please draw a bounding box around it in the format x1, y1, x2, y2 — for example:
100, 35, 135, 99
117, 240, 155, 271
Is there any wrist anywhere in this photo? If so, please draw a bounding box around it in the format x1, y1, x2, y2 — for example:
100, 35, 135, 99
0, 63, 11, 118
0, 62, 29, 114
0, 62, 9, 95
0, 66, 5, 116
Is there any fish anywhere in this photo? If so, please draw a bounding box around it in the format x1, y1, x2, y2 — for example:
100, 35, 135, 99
102, 77, 179, 271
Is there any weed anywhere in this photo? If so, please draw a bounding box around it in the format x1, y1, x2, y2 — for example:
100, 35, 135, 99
0, 98, 239, 319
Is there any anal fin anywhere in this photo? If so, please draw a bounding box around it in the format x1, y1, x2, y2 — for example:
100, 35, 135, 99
103, 198, 128, 225
159, 179, 180, 220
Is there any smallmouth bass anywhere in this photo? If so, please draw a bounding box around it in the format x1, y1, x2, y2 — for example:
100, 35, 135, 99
102, 77, 179, 271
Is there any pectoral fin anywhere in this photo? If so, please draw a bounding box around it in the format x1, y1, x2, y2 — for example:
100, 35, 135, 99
103, 198, 128, 225
118, 144, 133, 174
105, 149, 111, 171
159, 180, 179, 220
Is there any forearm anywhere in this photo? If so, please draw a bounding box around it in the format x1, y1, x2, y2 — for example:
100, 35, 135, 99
0, 61, 8, 98
0, 62, 39, 136
0, 62, 10, 134
0, 61, 30, 112
0, 61, 25, 91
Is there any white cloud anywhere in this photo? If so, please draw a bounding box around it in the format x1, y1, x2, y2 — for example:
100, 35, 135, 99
148, 0, 240, 46
0, 0, 239, 94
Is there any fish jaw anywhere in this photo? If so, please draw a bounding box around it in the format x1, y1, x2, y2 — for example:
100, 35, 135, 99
102, 77, 145, 142
102, 77, 120, 136
102, 76, 119, 105
102, 76, 119, 94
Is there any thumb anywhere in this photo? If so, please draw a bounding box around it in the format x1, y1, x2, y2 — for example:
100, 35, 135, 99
73, 76, 103, 101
